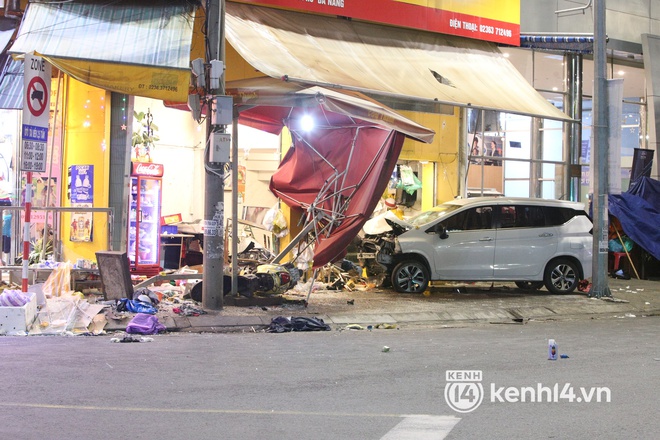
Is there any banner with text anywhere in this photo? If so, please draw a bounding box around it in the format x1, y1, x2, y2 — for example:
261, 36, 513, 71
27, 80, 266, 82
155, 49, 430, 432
237, 0, 520, 45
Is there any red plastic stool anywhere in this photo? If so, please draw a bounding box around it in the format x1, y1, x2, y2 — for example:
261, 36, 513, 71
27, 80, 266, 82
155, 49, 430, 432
609, 252, 627, 272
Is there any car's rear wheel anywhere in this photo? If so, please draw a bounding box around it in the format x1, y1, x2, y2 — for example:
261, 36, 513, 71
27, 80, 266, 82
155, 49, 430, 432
543, 258, 580, 294
391, 260, 429, 293
515, 281, 544, 291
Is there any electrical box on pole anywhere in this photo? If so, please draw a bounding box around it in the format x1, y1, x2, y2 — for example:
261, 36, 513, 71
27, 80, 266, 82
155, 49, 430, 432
211, 95, 233, 125
210, 132, 231, 163
210, 60, 224, 90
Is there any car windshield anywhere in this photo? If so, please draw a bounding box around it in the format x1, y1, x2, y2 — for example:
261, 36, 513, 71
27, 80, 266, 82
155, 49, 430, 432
408, 204, 462, 226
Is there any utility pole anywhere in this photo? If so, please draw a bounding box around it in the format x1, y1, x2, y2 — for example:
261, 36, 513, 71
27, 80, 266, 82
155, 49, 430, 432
589, 0, 612, 298
202, 0, 226, 309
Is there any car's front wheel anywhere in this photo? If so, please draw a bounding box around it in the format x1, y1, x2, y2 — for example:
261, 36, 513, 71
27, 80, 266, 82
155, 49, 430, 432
391, 260, 429, 293
543, 258, 580, 294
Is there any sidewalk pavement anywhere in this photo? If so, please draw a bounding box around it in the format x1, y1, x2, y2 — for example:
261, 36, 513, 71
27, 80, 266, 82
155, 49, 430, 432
103, 277, 660, 334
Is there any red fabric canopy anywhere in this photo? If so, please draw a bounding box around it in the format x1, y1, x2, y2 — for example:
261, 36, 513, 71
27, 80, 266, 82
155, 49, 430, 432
167, 77, 434, 268
270, 124, 405, 268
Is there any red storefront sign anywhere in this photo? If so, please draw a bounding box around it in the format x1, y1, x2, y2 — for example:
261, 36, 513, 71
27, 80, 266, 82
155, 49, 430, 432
132, 162, 164, 177
233, 0, 520, 46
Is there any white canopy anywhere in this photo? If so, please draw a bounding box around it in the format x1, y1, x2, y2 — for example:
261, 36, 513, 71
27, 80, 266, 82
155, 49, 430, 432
225, 2, 570, 121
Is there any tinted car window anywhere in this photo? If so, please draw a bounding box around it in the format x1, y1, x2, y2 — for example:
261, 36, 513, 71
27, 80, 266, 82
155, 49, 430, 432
464, 206, 494, 230
437, 206, 493, 232
544, 207, 586, 226
497, 205, 546, 228
518, 206, 545, 227
442, 210, 469, 231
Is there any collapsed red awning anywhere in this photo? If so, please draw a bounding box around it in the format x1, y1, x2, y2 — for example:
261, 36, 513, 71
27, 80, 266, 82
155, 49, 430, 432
169, 77, 435, 267
226, 78, 434, 268
270, 125, 407, 267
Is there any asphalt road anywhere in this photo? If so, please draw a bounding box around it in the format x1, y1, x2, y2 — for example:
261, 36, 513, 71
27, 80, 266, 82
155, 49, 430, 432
1, 316, 658, 439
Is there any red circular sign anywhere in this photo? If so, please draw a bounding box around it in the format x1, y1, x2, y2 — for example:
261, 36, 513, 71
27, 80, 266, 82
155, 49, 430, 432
26, 76, 49, 117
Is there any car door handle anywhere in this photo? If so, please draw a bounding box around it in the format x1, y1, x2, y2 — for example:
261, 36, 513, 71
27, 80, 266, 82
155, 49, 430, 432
479, 237, 494, 241
538, 233, 553, 237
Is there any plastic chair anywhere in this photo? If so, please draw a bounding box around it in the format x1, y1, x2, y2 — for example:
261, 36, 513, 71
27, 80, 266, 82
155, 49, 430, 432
609, 252, 627, 271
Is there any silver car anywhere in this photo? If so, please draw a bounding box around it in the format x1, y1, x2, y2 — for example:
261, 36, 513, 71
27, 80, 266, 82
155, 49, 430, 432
366, 197, 593, 294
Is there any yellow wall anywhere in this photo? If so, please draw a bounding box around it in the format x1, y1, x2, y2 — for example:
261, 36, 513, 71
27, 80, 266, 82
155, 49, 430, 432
61, 77, 111, 263
399, 109, 461, 205
273, 127, 305, 262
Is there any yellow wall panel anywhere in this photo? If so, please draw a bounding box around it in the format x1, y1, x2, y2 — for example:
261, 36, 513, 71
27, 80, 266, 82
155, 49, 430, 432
61, 77, 111, 264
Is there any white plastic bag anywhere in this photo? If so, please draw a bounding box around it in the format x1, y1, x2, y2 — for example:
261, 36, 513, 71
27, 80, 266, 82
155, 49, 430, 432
42, 261, 73, 298
263, 205, 289, 238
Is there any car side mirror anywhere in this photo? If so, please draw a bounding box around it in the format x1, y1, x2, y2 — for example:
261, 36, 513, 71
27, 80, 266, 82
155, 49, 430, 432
435, 223, 448, 239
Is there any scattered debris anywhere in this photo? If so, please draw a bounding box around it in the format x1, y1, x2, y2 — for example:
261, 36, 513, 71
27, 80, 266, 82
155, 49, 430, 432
345, 324, 365, 330
577, 279, 591, 292
382, 346, 390, 353
347, 299, 355, 305
616, 313, 637, 318
172, 303, 207, 316
267, 316, 331, 333
560, 354, 569, 359
110, 335, 154, 343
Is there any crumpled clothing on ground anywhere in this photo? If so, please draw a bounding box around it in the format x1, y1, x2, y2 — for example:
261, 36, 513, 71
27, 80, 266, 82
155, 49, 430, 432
173, 303, 207, 316
116, 298, 157, 314
132, 287, 160, 305
126, 313, 166, 335
267, 316, 331, 333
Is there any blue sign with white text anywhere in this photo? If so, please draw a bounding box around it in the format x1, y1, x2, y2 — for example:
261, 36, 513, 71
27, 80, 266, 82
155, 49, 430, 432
69, 165, 94, 204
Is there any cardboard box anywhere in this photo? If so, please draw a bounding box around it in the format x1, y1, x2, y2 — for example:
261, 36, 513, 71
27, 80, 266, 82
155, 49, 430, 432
0, 292, 37, 335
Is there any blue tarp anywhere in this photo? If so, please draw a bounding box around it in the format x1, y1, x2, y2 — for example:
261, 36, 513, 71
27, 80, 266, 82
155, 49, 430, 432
609, 177, 660, 261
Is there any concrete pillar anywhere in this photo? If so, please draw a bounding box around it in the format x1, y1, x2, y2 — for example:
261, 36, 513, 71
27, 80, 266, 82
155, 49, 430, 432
563, 53, 583, 201
641, 34, 660, 180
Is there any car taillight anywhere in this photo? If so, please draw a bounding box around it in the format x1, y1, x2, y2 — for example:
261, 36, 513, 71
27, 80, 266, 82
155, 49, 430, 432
280, 272, 291, 284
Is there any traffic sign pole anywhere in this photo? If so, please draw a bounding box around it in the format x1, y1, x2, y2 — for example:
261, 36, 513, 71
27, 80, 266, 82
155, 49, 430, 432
22, 172, 32, 293
21, 53, 51, 292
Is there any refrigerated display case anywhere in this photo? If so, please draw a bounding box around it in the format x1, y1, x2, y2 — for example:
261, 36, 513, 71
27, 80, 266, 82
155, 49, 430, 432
128, 162, 164, 276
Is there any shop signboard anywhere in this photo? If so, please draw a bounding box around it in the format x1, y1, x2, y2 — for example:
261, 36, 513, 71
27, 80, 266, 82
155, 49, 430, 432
236, 0, 520, 45
21, 53, 51, 173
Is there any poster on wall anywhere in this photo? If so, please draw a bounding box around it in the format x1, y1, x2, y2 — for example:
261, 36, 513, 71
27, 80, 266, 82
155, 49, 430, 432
69, 212, 93, 242
69, 165, 94, 204
68, 165, 94, 242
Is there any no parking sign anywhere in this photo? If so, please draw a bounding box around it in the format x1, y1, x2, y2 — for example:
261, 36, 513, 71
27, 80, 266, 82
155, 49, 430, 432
21, 53, 51, 172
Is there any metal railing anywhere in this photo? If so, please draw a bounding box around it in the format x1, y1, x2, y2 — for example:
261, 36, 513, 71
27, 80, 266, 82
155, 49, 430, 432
0, 206, 114, 264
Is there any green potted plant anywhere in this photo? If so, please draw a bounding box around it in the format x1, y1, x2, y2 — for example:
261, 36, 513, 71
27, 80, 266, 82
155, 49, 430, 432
29, 235, 53, 265
132, 110, 159, 162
